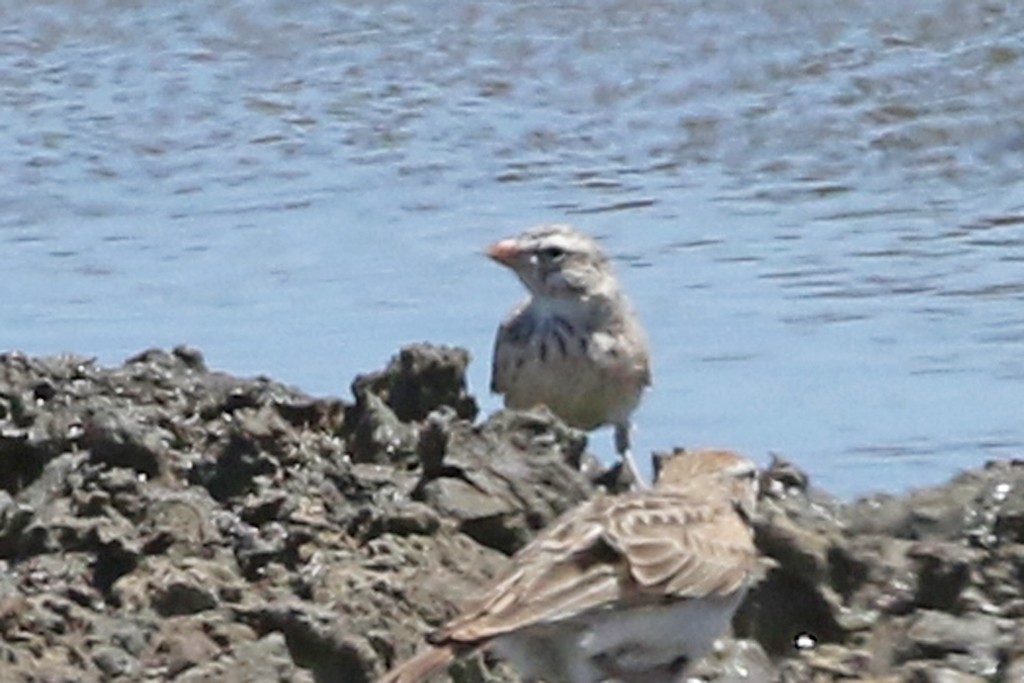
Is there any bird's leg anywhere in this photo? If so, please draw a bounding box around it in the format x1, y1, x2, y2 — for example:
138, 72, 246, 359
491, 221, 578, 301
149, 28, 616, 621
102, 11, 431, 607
614, 423, 648, 489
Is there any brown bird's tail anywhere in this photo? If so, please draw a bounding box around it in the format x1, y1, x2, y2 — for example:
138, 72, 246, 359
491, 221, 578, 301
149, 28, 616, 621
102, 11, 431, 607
378, 646, 458, 683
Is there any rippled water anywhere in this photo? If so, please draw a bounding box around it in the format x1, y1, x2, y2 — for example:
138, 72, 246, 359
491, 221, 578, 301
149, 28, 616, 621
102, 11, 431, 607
3, 0, 1023, 498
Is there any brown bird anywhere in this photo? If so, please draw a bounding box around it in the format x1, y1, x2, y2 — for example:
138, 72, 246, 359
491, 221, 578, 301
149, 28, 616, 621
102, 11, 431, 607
487, 224, 652, 486
379, 448, 759, 683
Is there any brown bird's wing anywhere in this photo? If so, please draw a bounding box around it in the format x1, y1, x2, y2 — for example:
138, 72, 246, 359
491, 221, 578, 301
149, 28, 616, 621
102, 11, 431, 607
433, 490, 755, 646
378, 644, 458, 683
432, 496, 626, 644
600, 491, 756, 599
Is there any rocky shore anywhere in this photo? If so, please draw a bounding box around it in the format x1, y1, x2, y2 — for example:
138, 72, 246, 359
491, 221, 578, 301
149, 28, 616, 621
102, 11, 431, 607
0, 344, 1021, 682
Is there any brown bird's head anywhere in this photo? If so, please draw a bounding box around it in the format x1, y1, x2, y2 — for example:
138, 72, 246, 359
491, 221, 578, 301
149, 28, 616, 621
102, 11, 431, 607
655, 448, 759, 521
487, 224, 618, 300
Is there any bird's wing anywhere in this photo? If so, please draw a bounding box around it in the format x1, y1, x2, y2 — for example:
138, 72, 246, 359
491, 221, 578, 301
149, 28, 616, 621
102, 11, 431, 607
432, 490, 755, 647
602, 491, 756, 599
431, 496, 626, 644
591, 327, 651, 389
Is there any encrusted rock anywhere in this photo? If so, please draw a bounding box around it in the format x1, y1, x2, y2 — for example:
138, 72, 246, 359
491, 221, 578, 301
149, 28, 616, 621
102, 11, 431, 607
0, 345, 1022, 682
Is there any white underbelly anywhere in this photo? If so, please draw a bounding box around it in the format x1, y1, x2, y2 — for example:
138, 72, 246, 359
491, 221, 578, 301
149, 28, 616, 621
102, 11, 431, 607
487, 593, 745, 683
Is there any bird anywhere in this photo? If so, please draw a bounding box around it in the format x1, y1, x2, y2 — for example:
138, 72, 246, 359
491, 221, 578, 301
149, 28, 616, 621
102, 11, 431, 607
486, 224, 652, 487
378, 448, 760, 683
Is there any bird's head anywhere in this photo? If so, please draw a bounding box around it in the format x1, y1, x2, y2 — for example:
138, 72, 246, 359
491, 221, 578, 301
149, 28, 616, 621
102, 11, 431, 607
655, 448, 760, 521
487, 224, 616, 301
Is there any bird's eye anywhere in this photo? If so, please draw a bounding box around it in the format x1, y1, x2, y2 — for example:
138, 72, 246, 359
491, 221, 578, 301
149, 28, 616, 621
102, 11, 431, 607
539, 246, 566, 261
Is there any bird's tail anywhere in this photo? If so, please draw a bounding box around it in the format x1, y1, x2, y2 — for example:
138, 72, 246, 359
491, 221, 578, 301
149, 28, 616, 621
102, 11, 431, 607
378, 645, 458, 683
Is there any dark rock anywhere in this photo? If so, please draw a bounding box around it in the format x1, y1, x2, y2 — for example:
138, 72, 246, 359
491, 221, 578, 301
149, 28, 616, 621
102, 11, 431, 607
80, 404, 167, 478
92, 644, 139, 678
907, 542, 976, 611
148, 615, 223, 677
235, 603, 379, 683
845, 460, 1024, 548
1, 346, 1023, 683
737, 565, 844, 657
350, 344, 478, 423
902, 610, 998, 658
152, 576, 220, 616
905, 666, 988, 683
172, 345, 208, 371
345, 391, 419, 465
175, 631, 311, 683
762, 454, 811, 492
415, 408, 592, 555
993, 475, 1024, 544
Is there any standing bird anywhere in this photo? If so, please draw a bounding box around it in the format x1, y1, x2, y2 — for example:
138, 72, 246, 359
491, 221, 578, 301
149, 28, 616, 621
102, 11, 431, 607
487, 224, 652, 486
379, 448, 760, 683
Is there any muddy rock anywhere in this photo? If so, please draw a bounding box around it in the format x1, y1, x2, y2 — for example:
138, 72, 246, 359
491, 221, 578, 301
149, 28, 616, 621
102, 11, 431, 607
1, 344, 1022, 682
